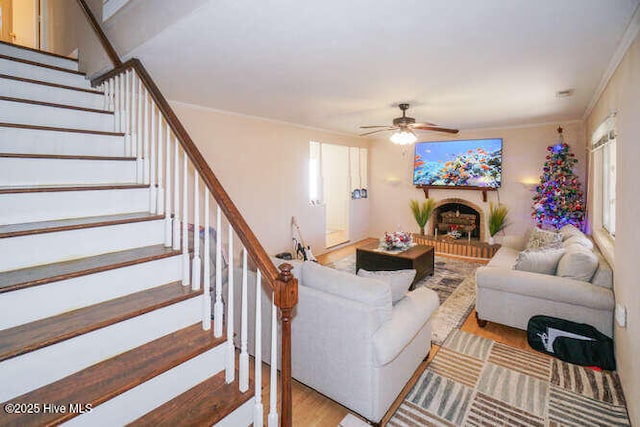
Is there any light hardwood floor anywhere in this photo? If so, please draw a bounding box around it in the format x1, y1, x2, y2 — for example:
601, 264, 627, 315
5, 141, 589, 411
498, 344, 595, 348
278, 238, 531, 426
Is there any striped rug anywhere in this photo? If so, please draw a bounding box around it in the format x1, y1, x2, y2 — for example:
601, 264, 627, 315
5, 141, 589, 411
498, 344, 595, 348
388, 331, 630, 426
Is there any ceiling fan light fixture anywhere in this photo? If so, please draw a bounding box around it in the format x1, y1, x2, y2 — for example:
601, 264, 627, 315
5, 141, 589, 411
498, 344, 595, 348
390, 129, 417, 145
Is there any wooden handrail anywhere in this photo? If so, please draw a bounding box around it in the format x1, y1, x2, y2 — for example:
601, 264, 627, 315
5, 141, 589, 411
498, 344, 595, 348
75, 0, 121, 67
92, 59, 281, 287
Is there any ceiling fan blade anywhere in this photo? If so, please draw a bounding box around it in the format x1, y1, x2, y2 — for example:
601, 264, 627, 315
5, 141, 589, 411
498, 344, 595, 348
359, 125, 391, 129
411, 121, 438, 127
359, 127, 397, 136
413, 125, 459, 134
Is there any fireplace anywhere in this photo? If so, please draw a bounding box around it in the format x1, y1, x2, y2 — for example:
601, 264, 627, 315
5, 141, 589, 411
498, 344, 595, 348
428, 198, 486, 241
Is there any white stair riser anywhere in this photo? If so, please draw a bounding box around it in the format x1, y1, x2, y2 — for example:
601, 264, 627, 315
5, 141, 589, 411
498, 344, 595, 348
0, 77, 103, 109
0, 255, 182, 330
0, 157, 137, 186
214, 399, 254, 427
0, 127, 125, 157
0, 220, 166, 272
0, 188, 150, 224
0, 44, 79, 71
0, 57, 88, 88
0, 296, 203, 402
62, 344, 226, 427
0, 100, 113, 132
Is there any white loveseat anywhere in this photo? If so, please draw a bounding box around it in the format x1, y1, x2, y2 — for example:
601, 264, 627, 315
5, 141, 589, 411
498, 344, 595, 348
226, 260, 439, 423
475, 229, 614, 336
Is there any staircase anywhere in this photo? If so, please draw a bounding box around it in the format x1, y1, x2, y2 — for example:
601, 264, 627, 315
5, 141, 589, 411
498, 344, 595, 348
0, 43, 258, 426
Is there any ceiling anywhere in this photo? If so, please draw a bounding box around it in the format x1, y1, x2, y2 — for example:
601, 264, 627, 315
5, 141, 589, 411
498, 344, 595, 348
130, 0, 639, 136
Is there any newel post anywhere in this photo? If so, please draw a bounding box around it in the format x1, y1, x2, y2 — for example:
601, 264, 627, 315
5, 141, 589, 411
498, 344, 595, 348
274, 263, 298, 427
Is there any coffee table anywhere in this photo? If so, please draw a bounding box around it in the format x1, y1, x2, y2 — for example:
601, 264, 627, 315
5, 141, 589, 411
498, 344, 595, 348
356, 241, 435, 290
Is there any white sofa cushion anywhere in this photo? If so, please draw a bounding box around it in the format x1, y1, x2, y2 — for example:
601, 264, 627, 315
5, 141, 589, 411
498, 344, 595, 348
372, 287, 439, 365
556, 246, 598, 282
526, 227, 562, 250
514, 248, 565, 275
357, 269, 416, 304
564, 234, 594, 250
559, 224, 583, 241
301, 261, 392, 323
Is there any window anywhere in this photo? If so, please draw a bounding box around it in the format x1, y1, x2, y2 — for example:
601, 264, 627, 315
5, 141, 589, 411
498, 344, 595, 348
591, 114, 616, 237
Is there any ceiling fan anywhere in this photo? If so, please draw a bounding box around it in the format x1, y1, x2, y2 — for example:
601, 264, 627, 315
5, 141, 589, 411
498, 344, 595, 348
359, 103, 459, 145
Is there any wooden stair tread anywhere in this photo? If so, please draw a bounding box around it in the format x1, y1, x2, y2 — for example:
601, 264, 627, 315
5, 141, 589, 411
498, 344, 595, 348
0, 244, 180, 293
0, 73, 102, 94
0, 96, 112, 114
0, 183, 147, 194
0, 281, 199, 362
0, 212, 164, 239
0, 122, 124, 136
0, 324, 224, 427
0, 152, 135, 161
0, 53, 84, 75
129, 370, 253, 427
0, 40, 79, 62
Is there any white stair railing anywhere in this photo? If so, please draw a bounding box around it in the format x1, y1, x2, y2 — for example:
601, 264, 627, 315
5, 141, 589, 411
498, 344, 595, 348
103, 64, 294, 425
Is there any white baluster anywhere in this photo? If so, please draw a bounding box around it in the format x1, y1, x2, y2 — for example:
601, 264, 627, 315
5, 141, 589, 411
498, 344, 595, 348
121, 71, 128, 141
149, 104, 157, 213
157, 113, 165, 215
143, 87, 150, 185
203, 191, 212, 330
182, 153, 190, 287
172, 138, 181, 250
164, 124, 172, 247
192, 173, 201, 291
214, 206, 224, 338
254, 269, 264, 427
239, 248, 249, 392
268, 295, 278, 427
136, 76, 144, 182
124, 70, 131, 155
226, 223, 235, 383
109, 78, 115, 112
103, 78, 109, 111
114, 75, 120, 132
130, 72, 138, 159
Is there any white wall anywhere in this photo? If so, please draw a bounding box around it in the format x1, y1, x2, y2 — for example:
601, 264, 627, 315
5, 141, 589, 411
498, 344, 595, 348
586, 30, 640, 425
368, 122, 586, 239
171, 101, 370, 256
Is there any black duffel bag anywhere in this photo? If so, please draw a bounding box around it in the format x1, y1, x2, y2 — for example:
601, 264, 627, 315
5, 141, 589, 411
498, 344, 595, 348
527, 315, 615, 371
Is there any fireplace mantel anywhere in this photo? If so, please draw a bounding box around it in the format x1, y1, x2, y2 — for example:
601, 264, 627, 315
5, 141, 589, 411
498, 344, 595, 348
416, 185, 495, 202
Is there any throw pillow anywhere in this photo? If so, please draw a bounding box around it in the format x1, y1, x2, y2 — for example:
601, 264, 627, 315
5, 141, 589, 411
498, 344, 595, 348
526, 227, 562, 250
556, 246, 599, 282
559, 224, 583, 241
356, 269, 416, 304
514, 247, 566, 275
563, 234, 594, 250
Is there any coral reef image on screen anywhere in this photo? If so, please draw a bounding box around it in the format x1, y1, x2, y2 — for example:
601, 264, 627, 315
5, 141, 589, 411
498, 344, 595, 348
413, 138, 502, 187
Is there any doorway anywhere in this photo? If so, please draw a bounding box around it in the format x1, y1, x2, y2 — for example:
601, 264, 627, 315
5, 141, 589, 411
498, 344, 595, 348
322, 143, 350, 248
0, 0, 13, 44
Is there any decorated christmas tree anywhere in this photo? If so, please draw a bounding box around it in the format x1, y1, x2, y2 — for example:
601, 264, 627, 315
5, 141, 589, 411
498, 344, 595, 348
532, 127, 585, 229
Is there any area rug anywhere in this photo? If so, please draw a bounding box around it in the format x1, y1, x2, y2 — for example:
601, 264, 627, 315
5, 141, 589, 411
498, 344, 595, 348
326, 254, 479, 345
388, 330, 630, 426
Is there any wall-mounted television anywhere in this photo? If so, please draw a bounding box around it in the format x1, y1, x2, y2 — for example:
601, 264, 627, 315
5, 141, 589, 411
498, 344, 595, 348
413, 138, 502, 188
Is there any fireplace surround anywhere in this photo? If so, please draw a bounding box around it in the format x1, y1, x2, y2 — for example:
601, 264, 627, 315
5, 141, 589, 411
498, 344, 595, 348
428, 198, 486, 242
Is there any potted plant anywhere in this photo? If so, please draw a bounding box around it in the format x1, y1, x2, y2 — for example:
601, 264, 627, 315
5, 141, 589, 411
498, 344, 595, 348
410, 198, 436, 235
488, 202, 509, 244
